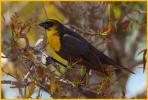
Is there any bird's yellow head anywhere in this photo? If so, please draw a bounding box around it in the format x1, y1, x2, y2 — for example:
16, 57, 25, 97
39, 19, 62, 51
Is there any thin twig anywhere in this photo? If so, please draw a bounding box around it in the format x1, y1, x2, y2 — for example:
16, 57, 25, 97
42, 2, 48, 19
2, 80, 25, 87
1, 56, 8, 58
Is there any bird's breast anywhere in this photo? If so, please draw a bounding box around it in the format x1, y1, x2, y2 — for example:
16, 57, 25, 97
47, 30, 61, 52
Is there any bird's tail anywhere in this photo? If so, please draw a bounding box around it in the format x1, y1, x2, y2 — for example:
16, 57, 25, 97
95, 50, 135, 74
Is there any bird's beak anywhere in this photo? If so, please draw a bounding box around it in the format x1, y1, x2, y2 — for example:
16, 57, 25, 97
39, 22, 45, 28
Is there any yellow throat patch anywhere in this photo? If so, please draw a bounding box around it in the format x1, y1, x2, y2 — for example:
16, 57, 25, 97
46, 27, 68, 67
46, 27, 61, 52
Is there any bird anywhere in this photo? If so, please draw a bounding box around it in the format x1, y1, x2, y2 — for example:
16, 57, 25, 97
39, 19, 135, 76
34, 35, 68, 67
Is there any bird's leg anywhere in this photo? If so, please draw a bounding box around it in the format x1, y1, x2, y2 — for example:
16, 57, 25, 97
46, 56, 53, 66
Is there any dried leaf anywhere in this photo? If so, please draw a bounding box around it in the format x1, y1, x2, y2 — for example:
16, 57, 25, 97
25, 81, 35, 98
107, 39, 114, 47
16, 38, 26, 48
56, 81, 62, 94
16, 66, 24, 80
50, 74, 56, 94
72, 69, 78, 81
36, 67, 46, 80
121, 20, 130, 29
3, 62, 16, 76
103, 23, 112, 35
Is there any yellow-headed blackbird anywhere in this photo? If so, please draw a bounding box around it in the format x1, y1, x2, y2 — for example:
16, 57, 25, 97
39, 19, 134, 75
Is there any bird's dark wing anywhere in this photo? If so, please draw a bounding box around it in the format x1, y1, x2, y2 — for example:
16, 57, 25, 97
58, 33, 89, 57
92, 48, 135, 74
61, 27, 135, 74
58, 33, 107, 74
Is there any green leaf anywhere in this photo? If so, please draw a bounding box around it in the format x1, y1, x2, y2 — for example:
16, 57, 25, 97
113, 5, 121, 20
57, 65, 66, 74
97, 32, 107, 39
72, 80, 78, 88
80, 66, 86, 77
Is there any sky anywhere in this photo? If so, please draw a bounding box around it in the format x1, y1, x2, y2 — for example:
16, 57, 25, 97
126, 65, 146, 98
